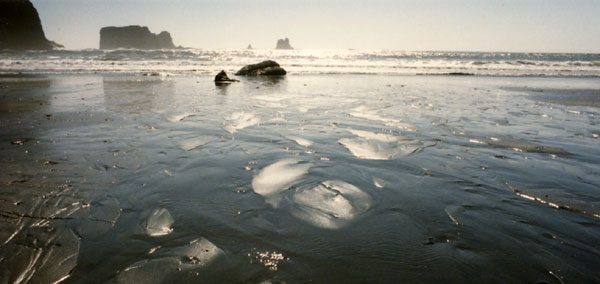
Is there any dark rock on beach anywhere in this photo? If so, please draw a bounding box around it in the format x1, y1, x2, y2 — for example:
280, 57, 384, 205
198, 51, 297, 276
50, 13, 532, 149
235, 60, 287, 76
276, 38, 293, 50
0, 0, 63, 50
214, 70, 239, 85
99, 25, 176, 50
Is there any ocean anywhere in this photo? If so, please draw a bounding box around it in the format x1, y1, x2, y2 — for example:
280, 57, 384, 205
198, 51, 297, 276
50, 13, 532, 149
0, 49, 599, 283
1, 49, 600, 77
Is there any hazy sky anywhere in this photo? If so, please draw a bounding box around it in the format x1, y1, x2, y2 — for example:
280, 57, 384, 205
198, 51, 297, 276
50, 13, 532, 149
32, 0, 599, 52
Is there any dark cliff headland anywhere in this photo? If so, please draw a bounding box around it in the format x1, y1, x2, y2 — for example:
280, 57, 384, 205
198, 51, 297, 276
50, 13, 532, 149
0, 0, 62, 50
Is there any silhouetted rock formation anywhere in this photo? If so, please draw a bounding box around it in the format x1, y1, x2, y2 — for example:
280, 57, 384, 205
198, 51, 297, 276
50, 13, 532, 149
275, 38, 293, 50
0, 0, 63, 50
235, 60, 287, 76
247, 44, 253, 50
99, 26, 176, 50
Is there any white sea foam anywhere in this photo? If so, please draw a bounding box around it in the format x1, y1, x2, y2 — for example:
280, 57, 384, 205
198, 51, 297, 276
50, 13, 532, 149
176, 136, 212, 151
1, 49, 598, 77
291, 180, 372, 229
252, 159, 311, 206
224, 111, 260, 133
297, 106, 310, 113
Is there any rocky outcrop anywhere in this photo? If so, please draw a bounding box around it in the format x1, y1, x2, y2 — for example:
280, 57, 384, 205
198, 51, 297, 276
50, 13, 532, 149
99, 26, 175, 50
0, 0, 62, 50
276, 38, 293, 50
214, 70, 239, 85
235, 60, 287, 76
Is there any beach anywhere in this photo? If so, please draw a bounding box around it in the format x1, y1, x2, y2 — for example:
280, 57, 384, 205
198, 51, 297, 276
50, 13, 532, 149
1, 66, 599, 283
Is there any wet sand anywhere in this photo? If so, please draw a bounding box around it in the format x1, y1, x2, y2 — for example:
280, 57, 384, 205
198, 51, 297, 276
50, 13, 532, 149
1, 74, 599, 283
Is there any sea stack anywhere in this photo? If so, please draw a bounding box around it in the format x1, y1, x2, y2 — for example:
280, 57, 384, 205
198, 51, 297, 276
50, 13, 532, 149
0, 0, 63, 50
275, 38, 293, 50
247, 44, 253, 50
99, 26, 176, 50
235, 60, 287, 76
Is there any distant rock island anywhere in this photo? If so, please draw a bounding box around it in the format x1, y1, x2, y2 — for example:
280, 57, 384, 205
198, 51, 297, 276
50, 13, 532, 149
276, 38, 293, 50
0, 0, 63, 50
99, 26, 176, 50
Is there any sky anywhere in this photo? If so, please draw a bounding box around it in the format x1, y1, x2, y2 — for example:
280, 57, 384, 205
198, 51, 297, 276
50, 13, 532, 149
32, 0, 600, 53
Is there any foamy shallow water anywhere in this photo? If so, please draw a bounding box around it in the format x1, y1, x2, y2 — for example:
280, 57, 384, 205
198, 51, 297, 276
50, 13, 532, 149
0, 74, 599, 283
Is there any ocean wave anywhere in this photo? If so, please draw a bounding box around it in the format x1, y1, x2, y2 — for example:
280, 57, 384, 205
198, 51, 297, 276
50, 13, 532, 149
0, 49, 598, 77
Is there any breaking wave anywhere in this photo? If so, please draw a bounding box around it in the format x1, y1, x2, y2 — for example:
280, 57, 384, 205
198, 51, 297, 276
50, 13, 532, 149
1, 49, 598, 77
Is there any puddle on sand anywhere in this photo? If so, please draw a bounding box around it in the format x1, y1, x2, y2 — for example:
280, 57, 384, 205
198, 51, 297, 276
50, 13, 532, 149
252, 159, 311, 207
291, 180, 372, 229
339, 128, 422, 160
285, 136, 314, 147
144, 208, 174, 237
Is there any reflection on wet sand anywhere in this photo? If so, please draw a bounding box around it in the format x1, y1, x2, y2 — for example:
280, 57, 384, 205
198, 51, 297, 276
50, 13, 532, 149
103, 77, 175, 114
0, 77, 83, 283
215, 75, 286, 96
530, 88, 600, 107
0, 76, 171, 283
0, 77, 52, 114
505, 86, 600, 107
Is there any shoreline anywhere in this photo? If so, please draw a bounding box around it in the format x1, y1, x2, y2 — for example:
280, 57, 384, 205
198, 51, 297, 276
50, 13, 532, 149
2, 73, 599, 109
2, 72, 600, 78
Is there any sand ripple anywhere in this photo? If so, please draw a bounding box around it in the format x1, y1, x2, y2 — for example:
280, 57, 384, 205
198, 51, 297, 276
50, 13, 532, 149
167, 112, 197, 122
470, 136, 570, 154
349, 106, 414, 131
176, 136, 212, 151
